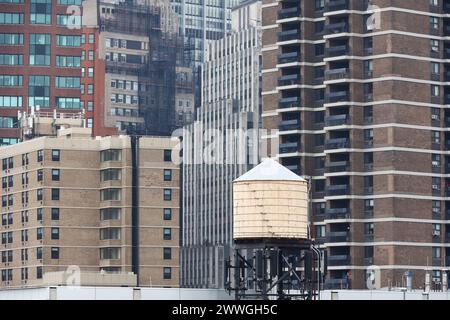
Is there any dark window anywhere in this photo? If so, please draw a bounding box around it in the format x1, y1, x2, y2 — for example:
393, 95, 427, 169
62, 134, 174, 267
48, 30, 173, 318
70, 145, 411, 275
52, 149, 60, 161
51, 208, 59, 220
37, 150, 43, 162
51, 188, 60, 200
163, 228, 172, 240
163, 189, 172, 201
37, 189, 43, 201
36, 247, 43, 260
163, 208, 172, 220
164, 149, 172, 162
37, 208, 43, 221
37, 227, 43, 240
52, 169, 60, 181
51, 247, 59, 259
163, 267, 172, 280
164, 169, 172, 181
36, 266, 43, 279
37, 169, 43, 182
51, 228, 59, 240
163, 247, 172, 260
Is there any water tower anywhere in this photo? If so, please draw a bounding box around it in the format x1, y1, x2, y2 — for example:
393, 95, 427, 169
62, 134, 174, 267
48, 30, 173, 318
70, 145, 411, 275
225, 159, 325, 300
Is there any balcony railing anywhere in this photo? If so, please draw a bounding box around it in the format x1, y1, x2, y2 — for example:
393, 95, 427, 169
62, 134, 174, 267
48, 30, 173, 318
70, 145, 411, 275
325, 0, 349, 11
325, 21, 349, 34
325, 68, 349, 80
278, 119, 300, 131
278, 29, 301, 42
326, 91, 349, 103
325, 160, 350, 173
325, 45, 349, 57
326, 184, 350, 196
328, 254, 351, 266
325, 138, 350, 149
325, 114, 349, 126
325, 278, 349, 289
278, 7, 301, 20
278, 51, 301, 64
327, 231, 351, 243
279, 96, 301, 109
325, 207, 350, 219
278, 74, 300, 86
279, 142, 300, 153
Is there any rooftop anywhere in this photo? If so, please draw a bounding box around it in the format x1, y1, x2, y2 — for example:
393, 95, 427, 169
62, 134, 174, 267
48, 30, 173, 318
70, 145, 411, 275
234, 158, 306, 182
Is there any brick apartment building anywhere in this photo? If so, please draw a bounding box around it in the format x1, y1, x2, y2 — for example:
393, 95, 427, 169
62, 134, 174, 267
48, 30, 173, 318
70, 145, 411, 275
262, 0, 450, 289
0, 124, 180, 287
0, 0, 192, 146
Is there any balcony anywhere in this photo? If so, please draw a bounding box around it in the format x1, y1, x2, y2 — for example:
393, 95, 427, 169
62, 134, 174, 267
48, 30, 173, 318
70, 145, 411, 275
325, 207, 350, 219
325, 161, 350, 173
325, 138, 349, 150
325, 22, 349, 34
325, 278, 349, 289
279, 96, 301, 109
278, 51, 301, 64
327, 231, 351, 243
325, 114, 349, 126
278, 74, 300, 86
326, 91, 349, 103
278, 119, 300, 131
279, 142, 300, 154
326, 184, 349, 196
328, 254, 351, 266
325, 68, 349, 80
277, 7, 301, 20
325, 45, 349, 57
278, 29, 301, 42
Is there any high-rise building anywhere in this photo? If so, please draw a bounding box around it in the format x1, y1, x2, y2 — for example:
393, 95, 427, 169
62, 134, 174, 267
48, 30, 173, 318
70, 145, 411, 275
181, 0, 261, 288
0, 120, 180, 288
0, 0, 191, 146
169, 0, 243, 108
262, 0, 450, 289
0, 0, 84, 146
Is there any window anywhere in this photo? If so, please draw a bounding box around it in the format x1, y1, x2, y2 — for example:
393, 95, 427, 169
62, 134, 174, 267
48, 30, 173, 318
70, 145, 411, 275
0, 75, 23, 87
28, 75, 50, 107
52, 169, 60, 181
0, 33, 24, 45
364, 223, 374, 235
163, 208, 172, 220
432, 85, 440, 97
430, 17, 439, 30
432, 177, 441, 190
100, 149, 121, 162
37, 169, 43, 182
315, 225, 325, 238
56, 76, 81, 88
37, 228, 43, 240
431, 39, 439, 52
432, 200, 441, 214
88, 67, 94, 78
56, 97, 81, 109
315, 44, 324, 57
364, 246, 374, 259
56, 35, 81, 47
100, 247, 120, 260
36, 266, 43, 279
57, 14, 81, 27
37, 150, 43, 162
101, 189, 121, 201
51, 247, 59, 259
164, 189, 172, 201
100, 169, 121, 182
100, 208, 121, 221
163, 267, 172, 280
37, 208, 43, 221
163, 228, 172, 240
431, 62, 440, 75
164, 149, 172, 162
0, 54, 23, 65
87, 84, 94, 94
432, 131, 441, 144
0, 13, 24, 24
432, 154, 441, 167
51, 208, 59, 220
52, 149, 60, 161
36, 247, 43, 260
164, 169, 172, 181
364, 199, 374, 212
315, 203, 325, 215
163, 247, 172, 260
56, 55, 81, 67
21, 268, 28, 280
88, 33, 95, 44
29, 34, 51, 66
432, 223, 441, 236
51, 228, 59, 240
433, 247, 441, 259
100, 228, 121, 240
30, 0, 51, 24
0, 95, 23, 108
37, 189, 43, 201
315, 0, 325, 10
88, 50, 94, 61
51, 189, 60, 201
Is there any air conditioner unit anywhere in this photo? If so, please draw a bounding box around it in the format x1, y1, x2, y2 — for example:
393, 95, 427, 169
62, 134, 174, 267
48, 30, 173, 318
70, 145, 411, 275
432, 114, 440, 120
432, 207, 440, 213
432, 161, 440, 167
432, 230, 441, 236
432, 184, 440, 190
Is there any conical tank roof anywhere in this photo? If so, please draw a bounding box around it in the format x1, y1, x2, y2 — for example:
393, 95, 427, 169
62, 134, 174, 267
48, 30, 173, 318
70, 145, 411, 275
234, 158, 306, 182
